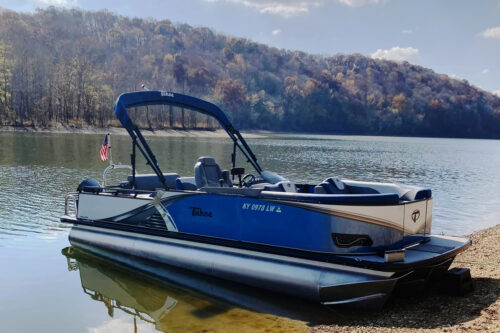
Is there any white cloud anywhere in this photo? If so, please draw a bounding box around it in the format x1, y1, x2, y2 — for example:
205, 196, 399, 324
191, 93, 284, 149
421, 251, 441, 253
272, 29, 281, 35
482, 68, 489, 74
493, 90, 500, 97
203, 0, 386, 17
371, 46, 419, 63
479, 26, 500, 39
337, 0, 386, 7
34, 0, 79, 6
402, 29, 413, 34
203, 0, 314, 17
35, 0, 69, 4
260, 4, 308, 17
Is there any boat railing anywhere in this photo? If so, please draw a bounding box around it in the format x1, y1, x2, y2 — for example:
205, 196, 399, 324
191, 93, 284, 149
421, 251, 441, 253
103, 164, 133, 187
65, 192, 78, 217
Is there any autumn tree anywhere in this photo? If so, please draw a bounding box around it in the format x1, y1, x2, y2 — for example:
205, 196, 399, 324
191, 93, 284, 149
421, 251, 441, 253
392, 93, 406, 112
173, 54, 187, 127
215, 79, 247, 123
0, 42, 11, 123
0, 7, 499, 138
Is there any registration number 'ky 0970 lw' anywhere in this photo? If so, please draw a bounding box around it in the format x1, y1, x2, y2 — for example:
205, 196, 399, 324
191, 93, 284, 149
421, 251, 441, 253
242, 203, 282, 213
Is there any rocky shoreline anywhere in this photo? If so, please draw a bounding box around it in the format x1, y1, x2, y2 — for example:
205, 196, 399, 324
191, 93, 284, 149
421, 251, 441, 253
312, 224, 500, 332
0, 125, 268, 138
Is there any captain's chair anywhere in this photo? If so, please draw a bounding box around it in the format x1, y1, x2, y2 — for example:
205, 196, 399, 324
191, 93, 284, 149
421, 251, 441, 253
194, 157, 233, 188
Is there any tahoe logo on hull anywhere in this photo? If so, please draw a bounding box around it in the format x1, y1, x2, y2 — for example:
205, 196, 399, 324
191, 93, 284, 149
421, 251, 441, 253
190, 206, 213, 217
411, 209, 420, 223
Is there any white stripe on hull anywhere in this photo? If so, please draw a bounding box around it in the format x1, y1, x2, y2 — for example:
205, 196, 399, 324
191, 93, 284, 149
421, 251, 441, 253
152, 190, 178, 231
77, 191, 186, 221
77, 193, 150, 220
295, 198, 431, 234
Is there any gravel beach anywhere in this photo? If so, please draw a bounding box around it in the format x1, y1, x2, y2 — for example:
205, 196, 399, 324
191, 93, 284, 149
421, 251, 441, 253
312, 224, 500, 333
0, 126, 267, 138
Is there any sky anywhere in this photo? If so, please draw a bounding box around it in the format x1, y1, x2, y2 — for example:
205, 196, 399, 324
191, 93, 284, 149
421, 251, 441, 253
1, 0, 499, 96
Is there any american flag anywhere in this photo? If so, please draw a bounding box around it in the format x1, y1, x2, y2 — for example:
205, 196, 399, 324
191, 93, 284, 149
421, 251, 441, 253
99, 134, 109, 162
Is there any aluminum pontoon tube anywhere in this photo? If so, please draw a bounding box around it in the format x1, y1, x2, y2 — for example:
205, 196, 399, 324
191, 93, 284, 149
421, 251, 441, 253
69, 225, 401, 307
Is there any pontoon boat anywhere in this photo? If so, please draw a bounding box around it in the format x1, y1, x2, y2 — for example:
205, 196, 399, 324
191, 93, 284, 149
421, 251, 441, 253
61, 90, 471, 308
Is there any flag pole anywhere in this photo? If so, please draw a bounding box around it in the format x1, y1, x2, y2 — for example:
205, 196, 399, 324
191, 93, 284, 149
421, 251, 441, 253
107, 133, 113, 166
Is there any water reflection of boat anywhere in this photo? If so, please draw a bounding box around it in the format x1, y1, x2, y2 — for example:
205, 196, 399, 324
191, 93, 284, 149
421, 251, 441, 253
62, 247, 330, 332
61, 91, 471, 308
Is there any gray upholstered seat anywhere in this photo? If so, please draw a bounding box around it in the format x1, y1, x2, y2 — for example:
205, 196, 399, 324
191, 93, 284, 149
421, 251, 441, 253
194, 157, 232, 188
176, 177, 198, 191
314, 177, 348, 194
127, 173, 179, 190
263, 180, 297, 193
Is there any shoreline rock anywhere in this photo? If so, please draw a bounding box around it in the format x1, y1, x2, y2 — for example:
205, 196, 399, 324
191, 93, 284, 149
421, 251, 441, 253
312, 224, 500, 332
0, 125, 267, 138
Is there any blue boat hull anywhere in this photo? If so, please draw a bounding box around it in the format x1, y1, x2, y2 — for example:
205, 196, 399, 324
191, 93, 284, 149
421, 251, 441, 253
75, 191, 419, 255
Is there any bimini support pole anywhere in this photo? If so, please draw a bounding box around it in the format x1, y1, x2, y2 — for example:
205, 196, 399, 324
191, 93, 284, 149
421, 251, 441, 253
114, 91, 263, 183
131, 137, 136, 189
231, 141, 237, 180
107, 133, 113, 166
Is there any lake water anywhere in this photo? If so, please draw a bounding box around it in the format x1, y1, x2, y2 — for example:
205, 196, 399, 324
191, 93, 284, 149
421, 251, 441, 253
1, 131, 499, 332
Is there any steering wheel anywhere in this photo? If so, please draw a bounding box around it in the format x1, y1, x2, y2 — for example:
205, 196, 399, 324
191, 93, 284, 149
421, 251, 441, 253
241, 174, 256, 187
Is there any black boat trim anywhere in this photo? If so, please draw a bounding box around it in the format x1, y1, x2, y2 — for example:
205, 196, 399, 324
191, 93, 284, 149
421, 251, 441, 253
60, 216, 471, 272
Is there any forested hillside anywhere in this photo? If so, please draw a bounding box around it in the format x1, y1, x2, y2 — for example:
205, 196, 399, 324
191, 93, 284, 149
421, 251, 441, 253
0, 7, 499, 138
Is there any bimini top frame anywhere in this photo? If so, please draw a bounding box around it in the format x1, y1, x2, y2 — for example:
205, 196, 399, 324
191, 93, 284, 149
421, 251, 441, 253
114, 90, 263, 189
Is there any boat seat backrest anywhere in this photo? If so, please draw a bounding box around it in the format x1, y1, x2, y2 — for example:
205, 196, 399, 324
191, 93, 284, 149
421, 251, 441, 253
314, 177, 348, 194
400, 188, 432, 201
263, 180, 297, 193
176, 177, 198, 191
221, 170, 232, 187
341, 180, 429, 200
127, 173, 179, 190
194, 156, 232, 188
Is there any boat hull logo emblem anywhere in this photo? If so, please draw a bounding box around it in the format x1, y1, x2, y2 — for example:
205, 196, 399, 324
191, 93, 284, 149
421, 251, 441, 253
161, 91, 174, 98
411, 209, 420, 223
190, 206, 213, 217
